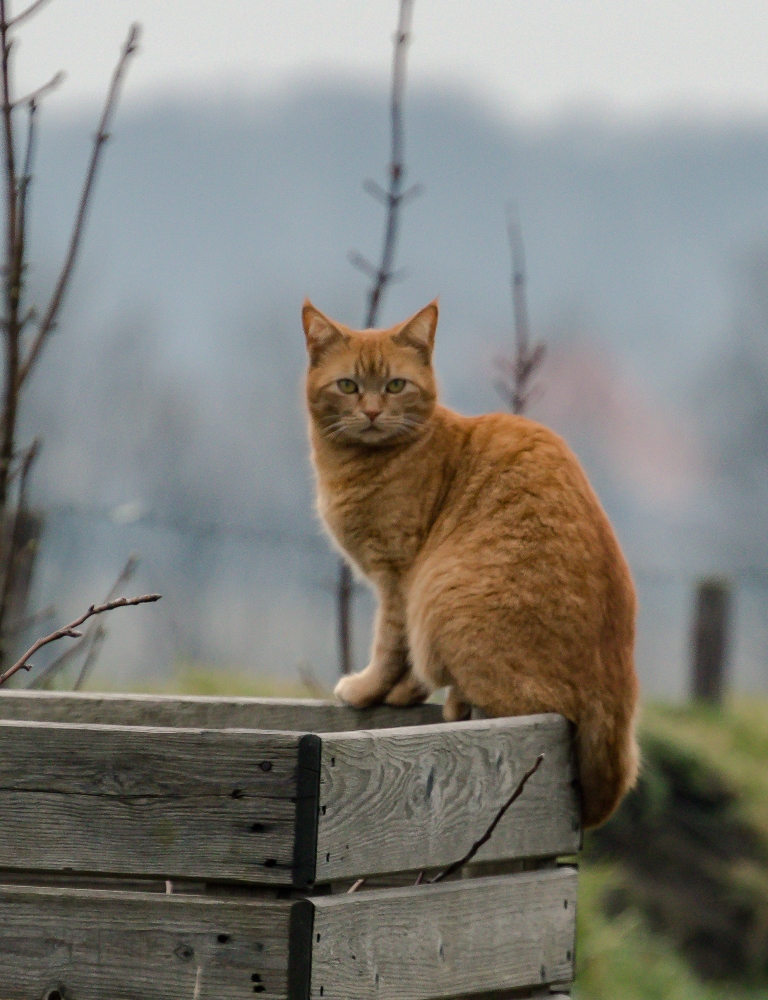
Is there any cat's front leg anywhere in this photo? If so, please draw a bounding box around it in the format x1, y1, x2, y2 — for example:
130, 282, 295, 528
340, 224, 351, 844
334, 581, 408, 707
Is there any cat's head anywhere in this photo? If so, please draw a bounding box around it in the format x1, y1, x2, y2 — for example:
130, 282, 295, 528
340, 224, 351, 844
302, 300, 438, 447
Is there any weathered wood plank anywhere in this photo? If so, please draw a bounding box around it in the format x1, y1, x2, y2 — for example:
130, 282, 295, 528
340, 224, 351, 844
0, 690, 444, 731
316, 715, 580, 881
309, 868, 577, 1000
0, 883, 296, 1000
0, 721, 320, 886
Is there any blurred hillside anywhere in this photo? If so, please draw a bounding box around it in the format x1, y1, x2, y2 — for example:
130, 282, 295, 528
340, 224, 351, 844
11, 82, 768, 691
578, 699, 768, 1000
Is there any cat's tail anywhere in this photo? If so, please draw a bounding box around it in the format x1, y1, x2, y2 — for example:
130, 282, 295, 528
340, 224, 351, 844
575, 695, 639, 829
574, 525, 640, 829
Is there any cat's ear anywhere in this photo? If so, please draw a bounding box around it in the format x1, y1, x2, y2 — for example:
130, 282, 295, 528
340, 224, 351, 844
302, 299, 348, 363
392, 300, 438, 361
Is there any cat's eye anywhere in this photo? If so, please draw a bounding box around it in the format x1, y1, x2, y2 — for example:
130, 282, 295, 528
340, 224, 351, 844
337, 378, 358, 394
386, 378, 406, 394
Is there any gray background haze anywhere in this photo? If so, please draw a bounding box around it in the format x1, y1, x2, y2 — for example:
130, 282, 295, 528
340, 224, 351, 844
14, 81, 768, 696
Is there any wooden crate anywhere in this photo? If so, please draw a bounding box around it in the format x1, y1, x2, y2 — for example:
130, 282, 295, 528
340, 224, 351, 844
0, 691, 581, 1000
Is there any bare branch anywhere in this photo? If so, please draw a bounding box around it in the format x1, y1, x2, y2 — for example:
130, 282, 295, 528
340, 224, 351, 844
8, 0, 55, 28
72, 623, 106, 691
0, 1, 21, 510
429, 754, 544, 883
17, 22, 141, 387
346, 878, 366, 894
103, 553, 141, 602
507, 203, 530, 369
0, 437, 36, 487
362, 178, 389, 204
4, 601, 53, 636
0, 592, 160, 686
361, 0, 416, 330
1, 305, 37, 337
348, 250, 379, 282
26, 628, 82, 686
13, 68, 64, 109
337, 560, 353, 675
495, 207, 546, 415
14, 92, 37, 292
0, 3, 18, 284
298, 661, 332, 699
0, 434, 38, 654
29, 554, 139, 689
399, 182, 422, 206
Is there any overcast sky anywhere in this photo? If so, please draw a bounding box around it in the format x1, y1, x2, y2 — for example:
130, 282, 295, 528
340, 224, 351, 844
11, 0, 768, 120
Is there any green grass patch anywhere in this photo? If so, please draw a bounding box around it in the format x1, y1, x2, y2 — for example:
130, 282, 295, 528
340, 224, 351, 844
641, 699, 768, 844
125, 661, 313, 698
577, 698, 768, 999
575, 863, 768, 1000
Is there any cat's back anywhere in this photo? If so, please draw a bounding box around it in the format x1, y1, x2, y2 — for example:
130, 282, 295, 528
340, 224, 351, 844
427, 405, 632, 600
436, 406, 605, 528
415, 406, 633, 666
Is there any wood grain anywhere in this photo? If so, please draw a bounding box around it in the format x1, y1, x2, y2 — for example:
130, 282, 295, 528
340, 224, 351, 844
316, 714, 580, 881
0, 883, 295, 1000
310, 868, 577, 1000
0, 720, 313, 885
0, 690, 444, 731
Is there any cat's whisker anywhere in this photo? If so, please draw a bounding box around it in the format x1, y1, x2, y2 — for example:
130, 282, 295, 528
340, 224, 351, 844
327, 424, 351, 440
321, 419, 353, 440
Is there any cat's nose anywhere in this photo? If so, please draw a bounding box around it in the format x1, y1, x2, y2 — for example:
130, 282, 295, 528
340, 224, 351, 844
363, 408, 382, 422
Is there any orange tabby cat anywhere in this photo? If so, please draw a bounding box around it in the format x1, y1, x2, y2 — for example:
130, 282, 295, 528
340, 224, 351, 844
302, 298, 639, 828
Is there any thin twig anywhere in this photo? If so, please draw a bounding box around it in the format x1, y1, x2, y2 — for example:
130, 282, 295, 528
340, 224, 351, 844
26, 628, 83, 686
508, 205, 530, 385
4, 601, 53, 636
13, 93, 37, 316
2, 305, 36, 339
495, 206, 545, 415
298, 661, 332, 699
0, 0, 21, 509
428, 754, 544, 883
29, 554, 139, 689
8, 0, 55, 28
337, 561, 353, 675
17, 22, 141, 388
347, 878, 366, 894
0, 592, 160, 686
14, 68, 64, 109
358, 0, 416, 330
0, 434, 37, 657
72, 623, 106, 691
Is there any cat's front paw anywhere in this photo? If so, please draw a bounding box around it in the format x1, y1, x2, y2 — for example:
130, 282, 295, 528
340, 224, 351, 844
334, 671, 384, 708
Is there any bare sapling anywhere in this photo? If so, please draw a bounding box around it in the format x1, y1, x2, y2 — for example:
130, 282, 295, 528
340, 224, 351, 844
495, 205, 545, 415
338, 0, 420, 674
0, 2, 141, 668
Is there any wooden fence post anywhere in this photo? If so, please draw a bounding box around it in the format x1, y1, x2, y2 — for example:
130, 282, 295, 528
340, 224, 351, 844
690, 577, 732, 705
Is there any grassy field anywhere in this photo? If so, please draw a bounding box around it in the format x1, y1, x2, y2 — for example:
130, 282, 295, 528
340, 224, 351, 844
126, 662, 314, 698
575, 862, 768, 1000
576, 699, 768, 1000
